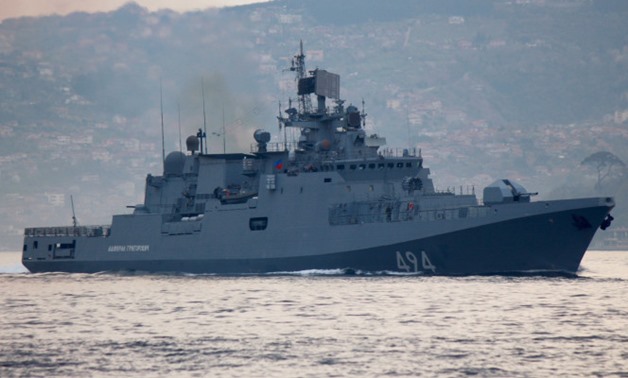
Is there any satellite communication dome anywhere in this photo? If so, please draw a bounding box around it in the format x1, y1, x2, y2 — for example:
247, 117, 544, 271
164, 151, 186, 176
186, 135, 200, 153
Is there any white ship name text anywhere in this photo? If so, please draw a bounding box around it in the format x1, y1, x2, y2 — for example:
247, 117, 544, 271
108, 245, 150, 252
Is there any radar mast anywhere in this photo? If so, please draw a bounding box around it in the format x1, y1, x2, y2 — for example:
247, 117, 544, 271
291, 40, 313, 115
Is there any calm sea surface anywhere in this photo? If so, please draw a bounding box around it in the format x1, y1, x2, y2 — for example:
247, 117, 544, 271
1, 251, 627, 377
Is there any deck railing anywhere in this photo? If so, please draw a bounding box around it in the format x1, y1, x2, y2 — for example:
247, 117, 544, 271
329, 204, 491, 226
24, 225, 111, 238
249, 144, 420, 160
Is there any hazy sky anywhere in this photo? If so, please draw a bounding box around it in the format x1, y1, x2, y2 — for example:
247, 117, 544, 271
0, 0, 266, 21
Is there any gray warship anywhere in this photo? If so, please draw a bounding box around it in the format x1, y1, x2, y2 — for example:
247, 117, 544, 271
22, 44, 615, 275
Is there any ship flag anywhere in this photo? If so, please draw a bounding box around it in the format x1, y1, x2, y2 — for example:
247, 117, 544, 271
274, 159, 284, 170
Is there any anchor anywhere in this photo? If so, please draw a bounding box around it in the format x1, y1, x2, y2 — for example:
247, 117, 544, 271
600, 214, 614, 230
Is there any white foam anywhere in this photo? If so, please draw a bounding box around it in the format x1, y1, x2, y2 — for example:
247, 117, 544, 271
267, 269, 348, 276
265, 269, 427, 276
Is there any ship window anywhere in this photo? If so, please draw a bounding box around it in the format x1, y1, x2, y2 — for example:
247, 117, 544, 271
358, 164, 366, 170
387, 163, 394, 168
369, 164, 376, 169
324, 178, 332, 183
337, 164, 345, 170
350, 164, 357, 170
34, 241, 38, 249
406, 162, 412, 168
346, 185, 352, 192
48, 244, 52, 251
378, 163, 385, 169
397, 162, 404, 168
249, 217, 268, 231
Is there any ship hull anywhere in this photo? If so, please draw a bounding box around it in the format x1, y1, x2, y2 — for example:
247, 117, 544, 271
22, 200, 612, 275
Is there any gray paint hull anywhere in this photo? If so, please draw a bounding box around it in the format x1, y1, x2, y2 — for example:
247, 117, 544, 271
23, 201, 610, 275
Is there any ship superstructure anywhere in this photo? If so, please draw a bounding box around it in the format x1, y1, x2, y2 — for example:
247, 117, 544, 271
22, 44, 615, 275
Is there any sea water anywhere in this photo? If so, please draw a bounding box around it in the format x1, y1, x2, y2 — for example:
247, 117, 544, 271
0, 251, 627, 377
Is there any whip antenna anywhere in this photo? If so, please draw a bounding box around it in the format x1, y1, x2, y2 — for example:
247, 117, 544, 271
160, 79, 165, 163
70, 195, 77, 227
177, 101, 182, 153
222, 105, 226, 154
201, 78, 208, 154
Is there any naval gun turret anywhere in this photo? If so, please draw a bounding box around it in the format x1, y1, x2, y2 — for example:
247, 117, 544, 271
483, 179, 538, 205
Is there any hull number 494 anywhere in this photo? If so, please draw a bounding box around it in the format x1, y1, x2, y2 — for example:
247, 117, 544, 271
396, 250, 436, 273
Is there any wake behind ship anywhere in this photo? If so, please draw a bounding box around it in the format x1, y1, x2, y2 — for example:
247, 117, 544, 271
22, 44, 615, 275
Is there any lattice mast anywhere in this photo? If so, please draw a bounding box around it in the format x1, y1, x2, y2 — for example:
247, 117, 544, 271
290, 40, 313, 115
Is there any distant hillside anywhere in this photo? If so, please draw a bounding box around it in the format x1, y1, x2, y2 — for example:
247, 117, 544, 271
2, 0, 626, 126
259, 0, 494, 24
